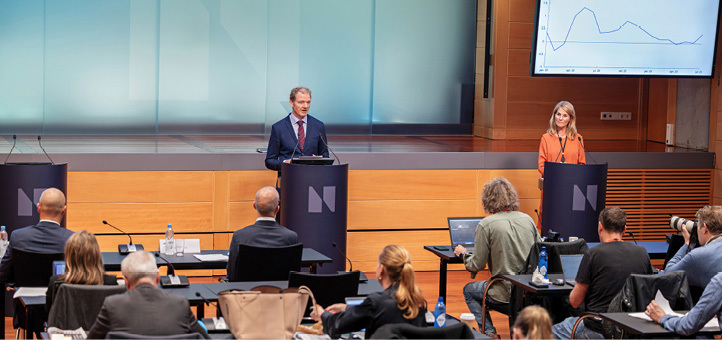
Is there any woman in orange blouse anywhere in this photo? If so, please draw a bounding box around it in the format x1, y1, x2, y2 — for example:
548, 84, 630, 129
538, 101, 586, 177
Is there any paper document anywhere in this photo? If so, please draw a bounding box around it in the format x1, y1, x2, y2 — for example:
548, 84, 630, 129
193, 254, 228, 262
628, 290, 720, 329
14, 287, 48, 298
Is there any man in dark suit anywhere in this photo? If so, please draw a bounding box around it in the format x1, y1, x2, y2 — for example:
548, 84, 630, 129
86, 251, 209, 339
265, 86, 330, 172
0, 187, 74, 283
226, 186, 298, 280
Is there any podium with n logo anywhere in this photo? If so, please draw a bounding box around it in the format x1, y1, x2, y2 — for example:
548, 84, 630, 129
280, 162, 348, 273
542, 162, 608, 242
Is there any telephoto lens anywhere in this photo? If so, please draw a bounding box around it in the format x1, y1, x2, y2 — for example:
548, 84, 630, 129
670, 216, 697, 232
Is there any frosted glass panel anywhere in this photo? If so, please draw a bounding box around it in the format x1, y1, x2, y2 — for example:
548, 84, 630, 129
0, 0, 476, 134
373, 0, 476, 124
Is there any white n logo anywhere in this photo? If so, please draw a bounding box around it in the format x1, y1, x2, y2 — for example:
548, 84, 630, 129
572, 185, 597, 211
308, 186, 336, 213
18, 188, 46, 216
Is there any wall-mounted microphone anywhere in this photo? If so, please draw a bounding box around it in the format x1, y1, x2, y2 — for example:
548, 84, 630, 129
332, 242, 367, 282
577, 136, 598, 164
37, 135, 54, 165
534, 209, 541, 227
627, 231, 638, 245
103, 220, 144, 254
318, 133, 340, 165
155, 252, 189, 287
3, 135, 17, 164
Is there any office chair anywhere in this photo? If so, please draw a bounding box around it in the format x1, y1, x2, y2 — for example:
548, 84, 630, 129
8, 249, 64, 339
47, 283, 127, 331
288, 271, 360, 313
229, 243, 302, 282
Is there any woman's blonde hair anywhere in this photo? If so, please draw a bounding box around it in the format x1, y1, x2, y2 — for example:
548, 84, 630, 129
379, 245, 426, 319
481, 177, 520, 214
62, 230, 105, 285
547, 101, 578, 139
513, 305, 552, 339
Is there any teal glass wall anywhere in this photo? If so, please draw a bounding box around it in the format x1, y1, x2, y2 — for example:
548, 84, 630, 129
0, 0, 476, 134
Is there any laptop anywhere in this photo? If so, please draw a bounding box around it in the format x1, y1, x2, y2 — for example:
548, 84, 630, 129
560, 254, 584, 286
448, 217, 484, 250
52, 261, 66, 276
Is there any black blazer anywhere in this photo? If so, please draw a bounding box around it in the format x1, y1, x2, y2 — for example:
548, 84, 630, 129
86, 283, 209, 339
0, 221, 74, 283
264, 114, 329, 172
226, 220, 298, 280
46, 273, 118, 313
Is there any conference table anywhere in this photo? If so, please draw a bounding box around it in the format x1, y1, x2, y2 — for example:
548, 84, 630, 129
586, 312, 721, 338
424, 241, 668, 302
102, 248, 332, 274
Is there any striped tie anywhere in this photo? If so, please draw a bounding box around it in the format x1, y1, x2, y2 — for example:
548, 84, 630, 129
297, 121, 305, 150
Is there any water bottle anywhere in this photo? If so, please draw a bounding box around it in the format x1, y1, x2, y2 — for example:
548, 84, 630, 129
538, 246, 548, 280
0, 226, 8, 258
434, 296, 446, 327
164, 224, 175, 255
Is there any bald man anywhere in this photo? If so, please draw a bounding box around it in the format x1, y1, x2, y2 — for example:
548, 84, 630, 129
226, 186, 298, 280
0, 188, 75, 330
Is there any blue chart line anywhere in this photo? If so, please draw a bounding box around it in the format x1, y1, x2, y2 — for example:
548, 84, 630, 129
546, 7, 703, 52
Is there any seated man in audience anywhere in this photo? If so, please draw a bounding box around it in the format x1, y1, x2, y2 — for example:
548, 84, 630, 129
453, 177, 540, 339
645, 271, 722, 335
552, 206, 653, 339
226, 186, 298, 279
664, 205, 722, 293
0, 188, 74, 282
87, 251, 209, 339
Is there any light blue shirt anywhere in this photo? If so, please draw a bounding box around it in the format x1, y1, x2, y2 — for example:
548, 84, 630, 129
665, 237, 722, 289
660, 272, 722, 335
289, 114, 308, 138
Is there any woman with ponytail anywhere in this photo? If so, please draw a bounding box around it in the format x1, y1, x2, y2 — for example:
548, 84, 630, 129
311, 245, 427, 338
512, 306, 552, 339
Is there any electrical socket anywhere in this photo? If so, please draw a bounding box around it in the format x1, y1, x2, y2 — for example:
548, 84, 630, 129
600, 112, 632, 120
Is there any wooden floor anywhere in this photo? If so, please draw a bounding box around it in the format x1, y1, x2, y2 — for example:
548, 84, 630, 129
3, 270, 509, 339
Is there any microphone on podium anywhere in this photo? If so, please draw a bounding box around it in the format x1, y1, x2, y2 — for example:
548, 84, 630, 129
331, 242, 367, 282
577, 136, 598, 164
37, 135, 55, 164
103, 220, 144, 255
155, 252, 190, 287
318, 133, 340, 165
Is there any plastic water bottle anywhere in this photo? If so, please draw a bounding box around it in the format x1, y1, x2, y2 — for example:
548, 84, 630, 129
434, 296, 446, 327
164, 224, 175, 255
0, 226, 8, 258
538, 246, 548, 280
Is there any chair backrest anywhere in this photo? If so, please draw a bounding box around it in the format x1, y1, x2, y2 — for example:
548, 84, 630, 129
106, 331, 205, 339
230, 243, 303, 282
663, 234, 685, 268
370, 322, 474, 339
287, 271, 360, 308
521, 239, 589, 274
12, 249, 64, 287
48, 283, 127, 330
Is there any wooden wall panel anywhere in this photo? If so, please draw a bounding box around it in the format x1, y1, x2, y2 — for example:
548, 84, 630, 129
348, 200, 478, 230
349, 170, 478, 200
228, 171, 278, 202
228, 202, 260, 232
67, 203, 214, 233
95, 234, 214, 253
68, 171, 213, 203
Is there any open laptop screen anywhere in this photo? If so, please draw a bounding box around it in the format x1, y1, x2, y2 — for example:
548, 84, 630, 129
448, 217, 483, 247
560, 254, 584, 280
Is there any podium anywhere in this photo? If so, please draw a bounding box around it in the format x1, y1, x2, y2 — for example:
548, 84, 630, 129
280, 162, 348, 274
541, 162, 607, 242
0, 163, 68, 317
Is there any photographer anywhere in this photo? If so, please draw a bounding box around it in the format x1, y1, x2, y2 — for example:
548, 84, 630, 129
665, 206, 722, 293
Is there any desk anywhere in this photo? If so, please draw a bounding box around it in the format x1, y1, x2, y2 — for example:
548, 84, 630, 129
502, 274, 572, 296
594, 312, 721, 338
102, 248, 332, 273
424, 241, 668, 302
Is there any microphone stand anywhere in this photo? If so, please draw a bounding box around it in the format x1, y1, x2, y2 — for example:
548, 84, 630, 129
155, 252, 189, 287
103, 220, 144, 254
332, 242, 367, 282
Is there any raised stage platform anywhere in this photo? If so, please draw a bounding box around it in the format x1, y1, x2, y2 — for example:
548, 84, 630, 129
1, 135, 713, 170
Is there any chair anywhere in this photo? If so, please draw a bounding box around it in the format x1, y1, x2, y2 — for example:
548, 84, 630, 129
47, 283, 127, 330
8, 249, 64, 339
287, 271, 360, 314
370, 322, 474, 339
229, 243, 302, 282
106, 331, 206, 339
601, 271, 693, 338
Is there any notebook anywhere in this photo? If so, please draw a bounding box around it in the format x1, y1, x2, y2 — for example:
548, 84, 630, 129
448, 217, 484, 249
560, 254, 584, 286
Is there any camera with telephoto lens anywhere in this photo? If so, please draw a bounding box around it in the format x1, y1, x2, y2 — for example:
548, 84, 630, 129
670, 215, 699, 248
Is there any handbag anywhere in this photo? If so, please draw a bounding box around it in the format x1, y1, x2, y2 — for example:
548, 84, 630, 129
218, 285, 316, 339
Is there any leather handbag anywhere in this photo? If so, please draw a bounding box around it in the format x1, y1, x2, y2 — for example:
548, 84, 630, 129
218, 285, 315, 339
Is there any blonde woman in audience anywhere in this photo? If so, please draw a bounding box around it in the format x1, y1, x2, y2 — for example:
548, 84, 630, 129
512, 305, 553, 339
46, 230, 118, 313
311, 245, 427, 338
